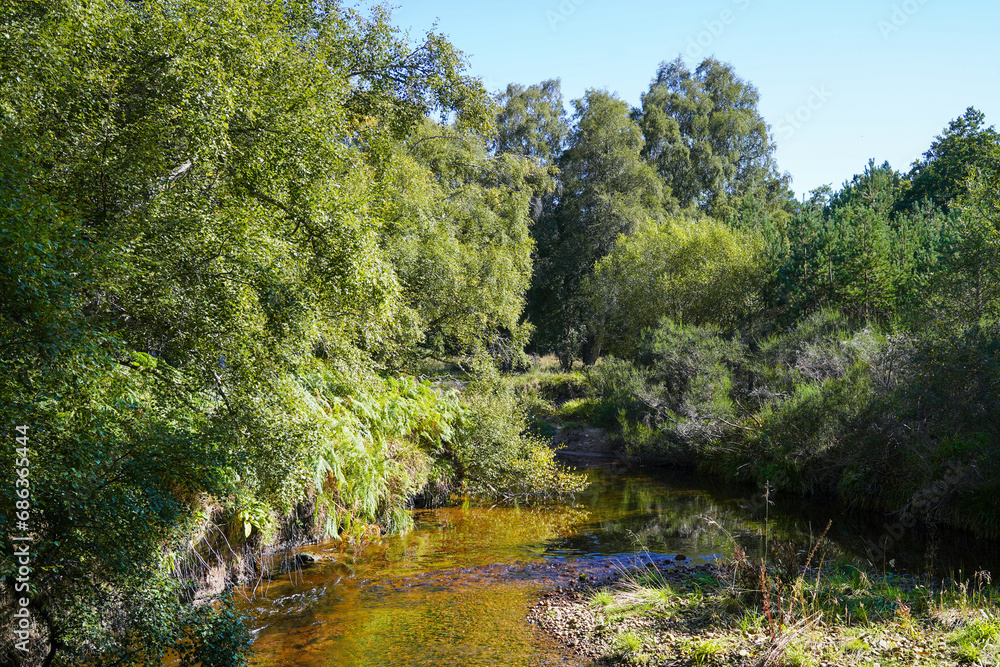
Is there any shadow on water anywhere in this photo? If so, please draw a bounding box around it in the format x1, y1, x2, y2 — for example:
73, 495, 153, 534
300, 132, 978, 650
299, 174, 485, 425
243, 463, 1000, 666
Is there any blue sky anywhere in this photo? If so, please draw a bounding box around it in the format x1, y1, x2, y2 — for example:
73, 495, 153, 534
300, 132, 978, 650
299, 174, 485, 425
376, 0, 1000, 199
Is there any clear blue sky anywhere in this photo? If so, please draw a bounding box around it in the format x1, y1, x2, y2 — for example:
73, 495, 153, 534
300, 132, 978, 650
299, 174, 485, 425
373, 0, 999, 199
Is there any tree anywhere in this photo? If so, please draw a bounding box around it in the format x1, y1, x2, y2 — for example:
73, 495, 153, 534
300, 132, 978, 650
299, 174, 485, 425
587, 216, 765, 358
493, 79, 567, 226
493, 79, 569, 165
832, 160, 909, 218
528, 89, 669, 365
637, 57, 787, 220
774, 161, 947, 327
900, 107, 1000, 212
828, 205, 897, 322
381, 118, 545, 366
0, 1, 495, 663
929, 169, 1000, 324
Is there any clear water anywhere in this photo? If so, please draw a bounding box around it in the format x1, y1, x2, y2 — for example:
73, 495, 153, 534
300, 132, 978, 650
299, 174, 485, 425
243, 464, 1000, 666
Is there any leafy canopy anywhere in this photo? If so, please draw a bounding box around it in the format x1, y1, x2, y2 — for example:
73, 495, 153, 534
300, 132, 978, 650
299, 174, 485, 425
637, 57, 787, 220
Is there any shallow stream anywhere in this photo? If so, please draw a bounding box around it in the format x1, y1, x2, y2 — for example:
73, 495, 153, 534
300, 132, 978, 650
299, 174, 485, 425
243, 464, 1000, 666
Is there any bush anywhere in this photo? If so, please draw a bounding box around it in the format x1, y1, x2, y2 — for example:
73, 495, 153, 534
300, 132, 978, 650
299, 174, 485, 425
748, 309, 852, 398
585, 320, 746, 459
832, 323, 1000, 534
513, 369, 589, 421
709, 367, 874, 494
637, 320, 743, 456
587, 358, 652, 426
451, 363, 588, 499
588, 215, 767, 359
641, 320, 743, 445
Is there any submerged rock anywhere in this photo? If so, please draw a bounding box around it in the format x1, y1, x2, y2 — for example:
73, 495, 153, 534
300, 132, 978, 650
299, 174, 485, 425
294, 552, 320, 566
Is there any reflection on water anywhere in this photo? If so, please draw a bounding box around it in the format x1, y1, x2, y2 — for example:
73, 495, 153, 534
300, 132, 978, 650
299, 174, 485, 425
245, 464, 1000, 666
246, 502, 591, 667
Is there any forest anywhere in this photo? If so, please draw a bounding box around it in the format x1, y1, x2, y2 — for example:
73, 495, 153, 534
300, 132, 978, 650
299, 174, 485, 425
1, 1, 999, 665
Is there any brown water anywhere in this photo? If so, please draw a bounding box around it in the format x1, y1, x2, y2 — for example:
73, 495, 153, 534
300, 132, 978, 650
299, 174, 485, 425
243, 464, 1000, 666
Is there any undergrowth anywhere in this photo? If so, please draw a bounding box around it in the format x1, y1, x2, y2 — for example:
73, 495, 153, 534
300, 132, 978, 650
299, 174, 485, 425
574, 310, 1000, 537
576, 525, 1000, 667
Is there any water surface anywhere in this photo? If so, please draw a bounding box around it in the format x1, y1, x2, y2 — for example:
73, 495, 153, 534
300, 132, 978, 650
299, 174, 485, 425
244, 464, 1000, 666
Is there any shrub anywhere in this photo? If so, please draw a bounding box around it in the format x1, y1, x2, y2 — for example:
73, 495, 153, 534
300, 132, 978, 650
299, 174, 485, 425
714, 367, 873, 493
451, 363, 587, 499
641, 320, 744, 454
587, 358, 652, 425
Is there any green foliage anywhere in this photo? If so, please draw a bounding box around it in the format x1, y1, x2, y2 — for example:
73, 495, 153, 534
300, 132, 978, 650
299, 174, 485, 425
831, 159, 909, 216
901, 107, 1000, 212
638, 320, 742, 456
2, 3, 999, 661
948, 617, 1000, 663
558, 107, 1000, 532
529, 88, 669, 365
0, 1, 572, 664
383, 118, 543, 364
588, 216, 765, 357
773, 161, 949, 327
586, 358, 651, 426
587, 320, 743, 459
176, 598, 253, 667
928, 170, 1000, 324
524, 371, 589, 403
294, 365, 584, 531
304, 372, 459, 533
637, 57, 788, 220
611, 629, 646, 656
493, 79, 569, 164
558, 397, 607, 428
685, 637, 726, 666
451, 364, 587, 499
734, 366, 874, 493
827, 205, 897, 322
642, 320, 742, 404
585, 294, 1000, 527
513, 368, 591, 431
524, 58, 793, 368
592, 589, 615, 607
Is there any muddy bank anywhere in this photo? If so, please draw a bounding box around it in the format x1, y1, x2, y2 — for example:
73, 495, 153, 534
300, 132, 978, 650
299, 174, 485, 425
551, 425, 686, 467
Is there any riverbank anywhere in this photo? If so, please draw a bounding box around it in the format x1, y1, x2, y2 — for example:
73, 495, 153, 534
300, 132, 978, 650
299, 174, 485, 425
512, 358, 1000, 663
528, 553, 1000, 666
516, 332, 1000, 546
237, 460, 1000, 666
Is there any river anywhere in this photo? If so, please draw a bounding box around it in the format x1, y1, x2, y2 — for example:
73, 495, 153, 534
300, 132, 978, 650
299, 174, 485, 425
242, 462, 1000, 666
